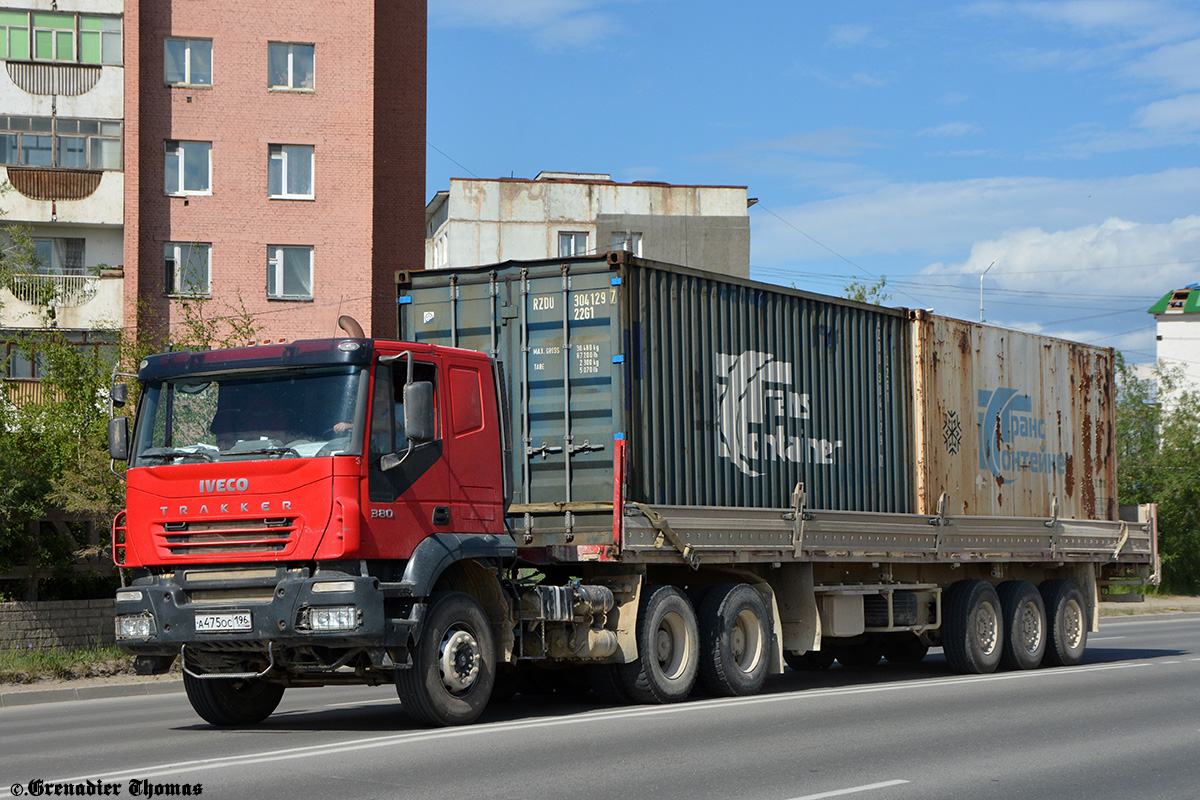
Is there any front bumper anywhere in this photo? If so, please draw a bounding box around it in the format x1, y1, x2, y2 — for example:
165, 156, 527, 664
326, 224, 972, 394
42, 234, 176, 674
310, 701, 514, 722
114, 567, 419, 658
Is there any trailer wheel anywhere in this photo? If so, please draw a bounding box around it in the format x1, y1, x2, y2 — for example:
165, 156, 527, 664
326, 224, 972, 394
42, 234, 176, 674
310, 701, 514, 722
835, 643, 882, 668
997, 581, 1046, 670
882, 636, 929, 665
618, 585, 699, 703
396, 591, 495, 727
784, 649, 835, 671
942, 580, 1004, 674
1040, 580, 1088, 667
183, 674, 285, 727
697, 583, 770, 697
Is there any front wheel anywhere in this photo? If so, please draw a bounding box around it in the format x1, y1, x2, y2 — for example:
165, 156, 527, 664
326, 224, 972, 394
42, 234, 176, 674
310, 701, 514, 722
618, 586, 699, 703
183, 674, 285, 726
396, 591, 495, 727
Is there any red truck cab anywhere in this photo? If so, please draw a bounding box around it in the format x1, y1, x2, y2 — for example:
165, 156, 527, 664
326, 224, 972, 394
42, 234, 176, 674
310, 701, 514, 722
111, 334, 515, 715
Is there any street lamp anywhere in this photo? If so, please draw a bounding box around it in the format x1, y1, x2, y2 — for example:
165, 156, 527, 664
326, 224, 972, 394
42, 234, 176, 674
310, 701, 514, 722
979, 261, 995, 323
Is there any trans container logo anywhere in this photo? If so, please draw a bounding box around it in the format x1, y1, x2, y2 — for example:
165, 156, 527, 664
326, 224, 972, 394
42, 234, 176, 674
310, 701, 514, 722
977, 387, 1065, 483
716, 351, 842, 478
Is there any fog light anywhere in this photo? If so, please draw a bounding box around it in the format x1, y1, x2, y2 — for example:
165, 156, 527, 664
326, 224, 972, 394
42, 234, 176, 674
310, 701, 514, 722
304, 605, 358, 632
116, 613, 156, 639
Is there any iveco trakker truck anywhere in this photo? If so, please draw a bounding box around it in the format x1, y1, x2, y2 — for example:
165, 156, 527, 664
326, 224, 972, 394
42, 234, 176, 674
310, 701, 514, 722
110, 252, 1157, 727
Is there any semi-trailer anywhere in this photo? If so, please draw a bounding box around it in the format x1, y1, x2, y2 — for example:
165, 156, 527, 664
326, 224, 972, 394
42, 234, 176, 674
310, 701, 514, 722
110, 252, 1157, 726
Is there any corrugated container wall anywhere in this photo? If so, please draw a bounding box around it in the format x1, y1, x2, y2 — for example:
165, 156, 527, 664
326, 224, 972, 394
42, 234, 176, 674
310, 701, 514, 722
910, 311, 1116, 521
400, 255, 913, 535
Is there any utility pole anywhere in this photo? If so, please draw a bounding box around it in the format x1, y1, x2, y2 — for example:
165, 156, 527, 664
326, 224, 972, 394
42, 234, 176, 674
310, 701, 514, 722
979, 261, 995, 323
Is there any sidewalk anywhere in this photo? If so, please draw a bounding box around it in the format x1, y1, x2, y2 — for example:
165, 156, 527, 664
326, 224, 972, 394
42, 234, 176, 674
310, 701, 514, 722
3, 596, 1198, 707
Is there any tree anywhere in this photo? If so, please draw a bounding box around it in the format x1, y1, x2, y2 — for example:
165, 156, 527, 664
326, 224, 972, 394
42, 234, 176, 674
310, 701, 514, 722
843, 275, 891, 305
1115, 354, 1200, 594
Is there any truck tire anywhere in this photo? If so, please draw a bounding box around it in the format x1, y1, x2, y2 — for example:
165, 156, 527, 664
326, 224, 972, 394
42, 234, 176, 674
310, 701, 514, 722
396, 591, 495, 727
183, 674, 285, 727
617, 585, 699, 703
784, 649, 835, 671
697, 583, 770, 697
942, 579, 1003, 674
997, 581, 1046, 670
835, 643, 882, 668
588, 663, 634, 705
881, 636, 929, 665
1040, 580, 1088, 667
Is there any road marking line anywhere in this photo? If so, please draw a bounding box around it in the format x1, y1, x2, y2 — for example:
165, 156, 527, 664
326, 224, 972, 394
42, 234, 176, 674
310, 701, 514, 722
0, 661, 1154, 797
1089, 636, 1126, 641
322, 698, 398, 709
787, 780, 910, 800
1160, 660, 1182, 664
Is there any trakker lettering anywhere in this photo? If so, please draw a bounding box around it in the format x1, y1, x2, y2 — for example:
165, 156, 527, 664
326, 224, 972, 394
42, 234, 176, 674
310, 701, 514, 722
199, 478, 249, 493
158, 501, 291, 515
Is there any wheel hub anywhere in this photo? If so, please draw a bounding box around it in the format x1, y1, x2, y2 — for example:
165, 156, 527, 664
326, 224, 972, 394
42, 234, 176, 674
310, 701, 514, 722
438, 627, 481, 694
976, 602, 999, 656
1019, 600, 1044, 653
1063, 599, 1084, 649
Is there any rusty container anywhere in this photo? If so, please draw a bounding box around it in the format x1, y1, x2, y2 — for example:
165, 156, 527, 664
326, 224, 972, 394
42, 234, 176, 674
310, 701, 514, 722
909, 311, 1116, 520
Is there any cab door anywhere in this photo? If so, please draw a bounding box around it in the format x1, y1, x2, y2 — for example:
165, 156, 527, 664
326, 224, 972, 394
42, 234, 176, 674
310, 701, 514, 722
360, 354, 449, 559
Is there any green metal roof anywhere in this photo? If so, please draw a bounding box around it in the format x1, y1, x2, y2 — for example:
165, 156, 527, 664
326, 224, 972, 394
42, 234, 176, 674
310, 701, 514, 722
1149, 285, 1200, 315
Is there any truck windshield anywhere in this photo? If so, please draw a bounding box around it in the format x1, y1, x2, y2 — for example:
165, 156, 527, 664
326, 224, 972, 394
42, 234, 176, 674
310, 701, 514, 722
132, 366, 366, 465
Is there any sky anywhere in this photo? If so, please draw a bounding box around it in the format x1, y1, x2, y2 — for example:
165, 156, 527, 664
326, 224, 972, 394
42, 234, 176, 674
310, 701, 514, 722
425, 1, 1200, 365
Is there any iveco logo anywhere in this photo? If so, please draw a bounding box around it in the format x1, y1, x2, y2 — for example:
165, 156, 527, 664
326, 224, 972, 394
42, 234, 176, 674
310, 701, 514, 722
199, 478, 249, 493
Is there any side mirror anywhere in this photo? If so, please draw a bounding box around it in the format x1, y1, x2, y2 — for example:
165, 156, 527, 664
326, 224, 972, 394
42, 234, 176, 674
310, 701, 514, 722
404, 381, 436, 443
108, 417, 129, 461
111, 383, 128, 409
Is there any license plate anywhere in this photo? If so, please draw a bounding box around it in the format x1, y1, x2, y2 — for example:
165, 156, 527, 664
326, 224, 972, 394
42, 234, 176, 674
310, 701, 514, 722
195, 611, 252, 633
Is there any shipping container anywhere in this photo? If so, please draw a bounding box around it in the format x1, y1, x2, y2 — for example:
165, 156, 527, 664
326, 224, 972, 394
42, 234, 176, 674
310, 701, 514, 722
909, 311, 1116, 521
399, 253, 913, 538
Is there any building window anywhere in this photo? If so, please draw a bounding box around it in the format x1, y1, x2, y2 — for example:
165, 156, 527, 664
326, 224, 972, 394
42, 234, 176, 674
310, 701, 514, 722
267, 246, 313, 300
611, 231, 643, 257
268, 144, 314, 199
0, 117, 121, 170
29, 237, 85, 275
0, 10, 121, 64
268, 42, 314, 90
558, 232, 588, 258
164, 140, 211, 195
164, 242, 211, 296
164, 38, 212, 86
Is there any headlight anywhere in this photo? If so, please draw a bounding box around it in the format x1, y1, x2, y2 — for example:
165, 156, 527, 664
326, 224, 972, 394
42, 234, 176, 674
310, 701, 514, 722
116, 589, 143, 603
116, 613, 156, 639
300, 605, 359, 632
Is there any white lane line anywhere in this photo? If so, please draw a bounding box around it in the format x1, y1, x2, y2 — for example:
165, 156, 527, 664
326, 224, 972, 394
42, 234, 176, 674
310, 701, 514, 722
1089, 636, 1126, 641
787, 780, 910, 800
1160, 660, 1183, 664
0, 661, 1154, 797
1189, 658, 1200, 662
322, 698, 398, 709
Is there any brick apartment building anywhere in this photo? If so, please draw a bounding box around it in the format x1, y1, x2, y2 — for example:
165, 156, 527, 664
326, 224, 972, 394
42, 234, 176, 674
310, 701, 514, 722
124, 0, 426, 344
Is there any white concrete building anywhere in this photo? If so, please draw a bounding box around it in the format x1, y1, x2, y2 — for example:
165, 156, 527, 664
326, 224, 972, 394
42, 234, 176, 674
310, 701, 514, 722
0, 0, 123, 401
426, 172, 752, 278
1149, 283, 1200, 410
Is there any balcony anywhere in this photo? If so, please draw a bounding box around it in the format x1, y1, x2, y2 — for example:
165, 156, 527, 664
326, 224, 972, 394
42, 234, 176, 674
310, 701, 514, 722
0, 269, 123, 331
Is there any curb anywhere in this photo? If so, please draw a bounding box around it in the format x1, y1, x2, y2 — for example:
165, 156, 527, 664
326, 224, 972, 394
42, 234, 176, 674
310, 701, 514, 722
0, 679, 184, 708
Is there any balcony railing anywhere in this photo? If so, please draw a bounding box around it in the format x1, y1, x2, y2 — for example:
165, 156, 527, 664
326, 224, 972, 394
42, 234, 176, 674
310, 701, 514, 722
7, 273, 101, 308
3, 380, 50, 406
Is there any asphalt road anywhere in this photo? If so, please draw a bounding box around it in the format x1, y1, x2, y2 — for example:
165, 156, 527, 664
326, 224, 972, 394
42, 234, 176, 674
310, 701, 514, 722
2, 614, 1198, 800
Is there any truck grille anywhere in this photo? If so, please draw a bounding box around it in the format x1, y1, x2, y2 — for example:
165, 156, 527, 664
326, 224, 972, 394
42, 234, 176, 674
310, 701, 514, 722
156, 518, 297, 557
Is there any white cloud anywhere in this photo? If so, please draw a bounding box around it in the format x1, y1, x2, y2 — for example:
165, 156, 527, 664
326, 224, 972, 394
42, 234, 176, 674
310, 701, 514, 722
917, 122, 982, 138
1133, 92, 1200, 131
430, 0, 635, 48
828, 24, 873, 47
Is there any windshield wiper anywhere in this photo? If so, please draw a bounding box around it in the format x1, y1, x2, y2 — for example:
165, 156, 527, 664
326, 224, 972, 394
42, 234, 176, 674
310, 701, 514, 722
224, 446, 301, 459
139, 447, 218, 463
